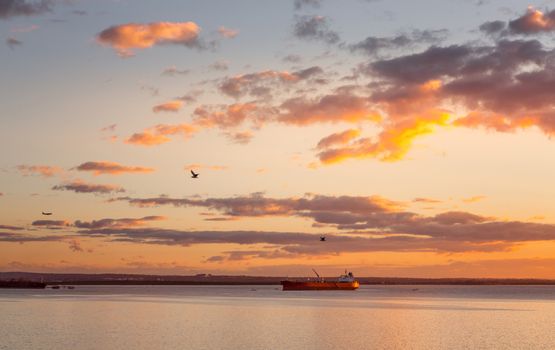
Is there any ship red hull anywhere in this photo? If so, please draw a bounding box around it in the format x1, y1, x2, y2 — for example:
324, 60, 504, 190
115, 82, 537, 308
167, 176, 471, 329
280, 280, 359, 291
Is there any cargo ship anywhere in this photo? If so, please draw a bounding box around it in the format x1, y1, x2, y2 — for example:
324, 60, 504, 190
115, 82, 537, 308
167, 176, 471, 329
281, 269, 359, 291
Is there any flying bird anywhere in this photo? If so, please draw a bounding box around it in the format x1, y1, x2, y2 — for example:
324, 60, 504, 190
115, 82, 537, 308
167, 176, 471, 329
320, 236, 326, 242
190, 170, 199, 178
42, 212, 52, 216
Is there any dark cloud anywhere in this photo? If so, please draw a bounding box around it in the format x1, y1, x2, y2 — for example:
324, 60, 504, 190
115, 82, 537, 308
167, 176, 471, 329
76, 219, 555, 255
161, 66, 190, 76
177, 91, 202, 103
112, 193, 401, 218
81, 228, 320, 247
108, 192, 555, 253
0, 231, 62, 243
282, 54, 302, 63
279, 92, 376, 125
68, 239, 83, 252
31, 220, 70, 228
6, 37, 22, 49
294, 0, 322, 10
209, 60, 229, 71
350, 29, 448, 56
293, 15, 340, 44
219, 66, 323, 99
479, 20, 506, 35
52, 180, 125, 194
101, 124, 117, 132
208, 249, 295, 262
0, 0, 51, 19
0, 224, 24, 230
369, 45, 473, 83
477, 7, 555, 37
74, 216, 165, 229
364, 36, 555, 139
204, 255, 225, 263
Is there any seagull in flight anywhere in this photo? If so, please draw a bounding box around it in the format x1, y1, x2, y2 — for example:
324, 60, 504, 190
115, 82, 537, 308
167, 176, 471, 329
42, 212, 52, 216
320, 236, 326, 242
190, 170, 199, 179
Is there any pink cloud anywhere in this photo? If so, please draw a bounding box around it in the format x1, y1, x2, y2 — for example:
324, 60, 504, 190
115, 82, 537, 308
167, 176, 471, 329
218, 26, 239, 38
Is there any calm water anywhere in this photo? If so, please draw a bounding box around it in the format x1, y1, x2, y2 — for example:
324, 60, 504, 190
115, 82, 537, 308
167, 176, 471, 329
1, 285, 555, 350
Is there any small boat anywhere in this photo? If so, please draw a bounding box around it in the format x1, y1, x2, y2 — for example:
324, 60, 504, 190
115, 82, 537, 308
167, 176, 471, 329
281, 269, 359, 291
50, 285, 60, 289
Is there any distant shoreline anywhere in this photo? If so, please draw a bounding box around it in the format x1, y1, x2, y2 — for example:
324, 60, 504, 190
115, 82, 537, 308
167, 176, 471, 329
2, 272, 555, 286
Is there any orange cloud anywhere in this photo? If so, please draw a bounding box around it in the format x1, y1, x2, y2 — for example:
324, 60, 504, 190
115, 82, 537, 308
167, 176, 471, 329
125, 123, 197, 146
509, 7, 555, 34
155, 123, 197, 137
318, 111, 450, 164
126, 131, 171, 146
97, 21, 200, 57
127, 103, 264, 147
74, 161, 155, 175
454, 112, 537, 133
413, 197, 442, 204
17, 165, 63, 178
184, 164, 228, 171
462, 196, 486, 203
152, 100, 183, 113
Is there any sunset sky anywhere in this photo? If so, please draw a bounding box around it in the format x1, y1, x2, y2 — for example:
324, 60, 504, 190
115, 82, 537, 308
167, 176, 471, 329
2, 0, 555, 278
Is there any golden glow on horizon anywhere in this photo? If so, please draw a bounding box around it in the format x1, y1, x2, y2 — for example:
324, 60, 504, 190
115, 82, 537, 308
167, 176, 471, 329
3, 2, 555, 279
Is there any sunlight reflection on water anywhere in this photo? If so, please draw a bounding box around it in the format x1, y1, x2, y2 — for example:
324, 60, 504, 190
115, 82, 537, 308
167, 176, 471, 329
1, 285, 554, 350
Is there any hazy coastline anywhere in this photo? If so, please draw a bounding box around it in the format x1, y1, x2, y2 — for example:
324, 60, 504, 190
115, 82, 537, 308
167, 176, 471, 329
3, 272, 555, 286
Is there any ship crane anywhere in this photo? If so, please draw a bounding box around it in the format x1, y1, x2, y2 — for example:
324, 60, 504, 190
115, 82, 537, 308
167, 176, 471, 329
312, 269, 323, 282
